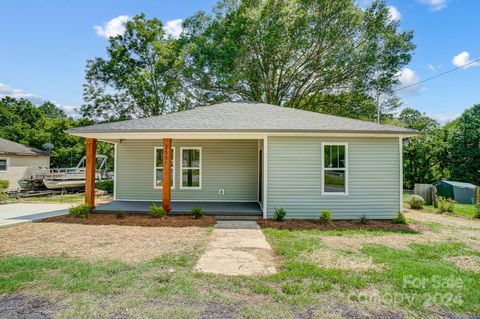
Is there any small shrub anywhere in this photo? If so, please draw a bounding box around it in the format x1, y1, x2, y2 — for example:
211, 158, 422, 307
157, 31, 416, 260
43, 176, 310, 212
359, 214, 369, 225
273, 207, 287, 221
0, 179, 9, 191
96, 180, 114, 194
437, 196, 455, 214
407, 195, 425, 209
149, 203, 165, 218
69, 204, 91, 218
474, 204, 480, 219
192, 206, 203, 219
0, 179, 10, 202
319, 210, 332, 224
116, 210, 126, 219
393, 212, 407, 224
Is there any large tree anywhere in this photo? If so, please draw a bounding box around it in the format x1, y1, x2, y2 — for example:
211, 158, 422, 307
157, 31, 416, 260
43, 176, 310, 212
82, 0, 414, 121
448, 104, 480, 185
82, 14, 183, 120
180, 0, 415, 119
394, 108, 447, 189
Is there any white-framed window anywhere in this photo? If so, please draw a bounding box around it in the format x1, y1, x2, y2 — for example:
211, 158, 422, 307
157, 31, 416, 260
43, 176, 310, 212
180, 147, 202, 189
0, 158, 8, 172
154, 147, 175, 189
321, 142, 348, 195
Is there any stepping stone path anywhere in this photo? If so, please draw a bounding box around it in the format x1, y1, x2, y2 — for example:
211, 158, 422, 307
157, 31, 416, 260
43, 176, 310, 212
194, 220, 277, 276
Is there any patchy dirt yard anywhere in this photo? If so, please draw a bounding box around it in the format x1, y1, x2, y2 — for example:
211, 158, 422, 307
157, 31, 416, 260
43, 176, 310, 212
0, 222, 211, 263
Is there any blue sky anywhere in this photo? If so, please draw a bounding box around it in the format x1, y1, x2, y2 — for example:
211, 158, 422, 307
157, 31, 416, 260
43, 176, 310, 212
0, 0, 478, 123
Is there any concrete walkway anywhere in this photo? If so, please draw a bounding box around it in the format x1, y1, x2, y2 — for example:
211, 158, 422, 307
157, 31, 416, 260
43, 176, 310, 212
0, 203, 70, 228
195, 221, 277, 276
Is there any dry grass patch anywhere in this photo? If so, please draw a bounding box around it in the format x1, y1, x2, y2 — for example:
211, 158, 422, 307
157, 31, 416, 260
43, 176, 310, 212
405, 209, 480, 229
0, 223, 210, 263
304, 249, 384, 271
447, 256, 480, 272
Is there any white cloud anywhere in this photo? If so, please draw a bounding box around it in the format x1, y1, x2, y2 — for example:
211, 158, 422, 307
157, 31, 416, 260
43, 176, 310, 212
0, 82, 44, 104
397, 68, 421, 95
428, 112, 460, 124
0, 82, 79, 117
452, 51, 480, 69
94, 15, 130, 39
163, 19, 183, 39
388, 6, 401, 21
416, 0, 447, 11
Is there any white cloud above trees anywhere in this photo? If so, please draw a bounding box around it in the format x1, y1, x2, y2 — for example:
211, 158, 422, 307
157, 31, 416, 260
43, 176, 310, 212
94, 15, 130, 39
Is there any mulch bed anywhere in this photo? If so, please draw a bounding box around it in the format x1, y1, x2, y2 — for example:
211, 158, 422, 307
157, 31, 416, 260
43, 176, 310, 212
257, 218, 427, 232
41, 213, 216, 228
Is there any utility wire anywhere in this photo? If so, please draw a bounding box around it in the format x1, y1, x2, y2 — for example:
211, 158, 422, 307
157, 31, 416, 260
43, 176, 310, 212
395, 57, 480, 92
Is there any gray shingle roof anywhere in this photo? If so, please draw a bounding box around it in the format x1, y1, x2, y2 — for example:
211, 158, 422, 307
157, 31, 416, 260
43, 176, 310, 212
68, 102, 418, 135
0, 138, 48, 156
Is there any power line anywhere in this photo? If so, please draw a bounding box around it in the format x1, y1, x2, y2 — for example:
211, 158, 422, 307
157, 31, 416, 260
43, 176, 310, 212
395, 57, 480, 92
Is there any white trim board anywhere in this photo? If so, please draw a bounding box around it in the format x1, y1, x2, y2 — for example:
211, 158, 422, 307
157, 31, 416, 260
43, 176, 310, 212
179, 147, 202, 190
321, 142, 349, 196
153, 146, 176, 190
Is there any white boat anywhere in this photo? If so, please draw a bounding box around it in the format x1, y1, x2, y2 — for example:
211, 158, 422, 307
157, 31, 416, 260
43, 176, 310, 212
41, 155, 108, 190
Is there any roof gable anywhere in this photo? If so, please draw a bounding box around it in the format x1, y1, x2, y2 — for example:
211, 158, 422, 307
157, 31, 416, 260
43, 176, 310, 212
68, 102, 418, 135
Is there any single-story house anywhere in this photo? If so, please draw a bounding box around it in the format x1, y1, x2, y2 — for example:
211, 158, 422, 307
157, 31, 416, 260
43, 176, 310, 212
0, 138, 50, 191
67, 102, 418, 219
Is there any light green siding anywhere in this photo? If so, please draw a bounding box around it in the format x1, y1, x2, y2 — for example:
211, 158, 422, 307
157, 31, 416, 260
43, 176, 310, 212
266, 137, 400, 219
116, 139, 258, 201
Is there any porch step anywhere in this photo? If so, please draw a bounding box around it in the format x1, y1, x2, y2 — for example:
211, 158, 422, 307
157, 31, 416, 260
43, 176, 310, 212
215, 215, 259, 221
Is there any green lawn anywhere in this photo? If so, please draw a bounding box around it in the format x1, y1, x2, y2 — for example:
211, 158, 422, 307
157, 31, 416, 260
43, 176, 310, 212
7, 193, 112, 204
1, 221, 479, 318
403, 194, 478, 218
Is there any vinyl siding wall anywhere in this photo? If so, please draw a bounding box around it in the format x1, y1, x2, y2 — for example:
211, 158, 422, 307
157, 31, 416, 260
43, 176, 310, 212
266, 137, 400, 219
116, 139, 258, 201
0, 155, 50, 191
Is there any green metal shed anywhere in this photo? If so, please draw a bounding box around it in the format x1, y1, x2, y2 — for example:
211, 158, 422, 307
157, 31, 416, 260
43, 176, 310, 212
433, 180, 477, 204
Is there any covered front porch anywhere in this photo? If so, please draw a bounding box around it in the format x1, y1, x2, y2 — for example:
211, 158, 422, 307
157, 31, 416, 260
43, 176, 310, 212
83, 136, 266, 216
92, 200, 262, 216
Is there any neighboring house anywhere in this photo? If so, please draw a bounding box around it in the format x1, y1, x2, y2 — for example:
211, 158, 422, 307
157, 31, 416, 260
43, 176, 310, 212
0, 138, 50, 191
67, 102, 418, 219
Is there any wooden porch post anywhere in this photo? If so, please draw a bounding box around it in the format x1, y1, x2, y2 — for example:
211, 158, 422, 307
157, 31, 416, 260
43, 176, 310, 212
85, 138, 97, 208
162, 138, 172, 213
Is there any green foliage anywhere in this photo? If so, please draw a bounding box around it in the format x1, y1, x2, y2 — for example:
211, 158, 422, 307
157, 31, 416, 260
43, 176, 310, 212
437, 196, 455, 214
82, 14, 182, 120
116, 211, 126, 219
358, 214, 369, 225
475, 204, 480, 219
0, 179, 10, 191
0, 97, 114, 170
273, 208, 287, 222
191, 206, 203, 219
84, 0, 414, 121
393, 212, 407, 224
448, 104, 480, 185
407, 195, 425, 209
69, 204, 91, 218
0, 179, 10, 202
96, 180, 114, 194
148, 204, 165, 218
319, 210, 332, 224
